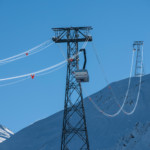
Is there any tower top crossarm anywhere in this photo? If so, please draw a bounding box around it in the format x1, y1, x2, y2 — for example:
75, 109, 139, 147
133, 41, 144, 46
52, 26, 92, 43
52, 26, 92, 31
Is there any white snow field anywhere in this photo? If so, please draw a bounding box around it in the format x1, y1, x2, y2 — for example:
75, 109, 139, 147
0, 74, 150, 150
0, 124, 13, 143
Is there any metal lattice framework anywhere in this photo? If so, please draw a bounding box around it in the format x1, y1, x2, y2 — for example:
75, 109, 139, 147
133, 41, 144, 77
52, 27, 92, 150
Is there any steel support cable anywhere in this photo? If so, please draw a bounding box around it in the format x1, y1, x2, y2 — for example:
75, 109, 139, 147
0, 36, 87, 85
91, 43, 109, 84
108, 48, 135, 114
0, 40, 52, 63
0, 51, 83, 82
0, 41, 54, 65
90, 43, 136, 117
92, 42, 143, 115
0, 43, 53, 65
0, 61, 67, 82
0, 63, 66, 87
0, 42, 52, 64
0, 41, 87, 99
0, 32, 67, 64
122, 45, 143, 115
83, 87, 123, 117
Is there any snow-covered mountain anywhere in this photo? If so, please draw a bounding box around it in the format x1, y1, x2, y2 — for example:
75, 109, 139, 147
0, 125, 13, 143
116, 122, 150, 150
0, 74, 150, 150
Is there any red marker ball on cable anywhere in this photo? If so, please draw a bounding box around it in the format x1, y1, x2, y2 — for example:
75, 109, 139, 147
30, 74, 35, 79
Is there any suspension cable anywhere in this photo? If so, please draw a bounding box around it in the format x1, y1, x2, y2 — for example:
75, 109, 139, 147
83, 87, 123, 117
0, 60, 67, 82
0, 49, 84, 82
0, 40, 89, 90
91, 42, 143, 116
0, 40, 54, 63
0, 32, 70, 65
122, 45, 143, 115
0, 63, 66, 87
0, 43, 53, 65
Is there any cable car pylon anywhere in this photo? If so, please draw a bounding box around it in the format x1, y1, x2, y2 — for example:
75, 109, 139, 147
133, 41, 144, 77
52, 27, 92, 150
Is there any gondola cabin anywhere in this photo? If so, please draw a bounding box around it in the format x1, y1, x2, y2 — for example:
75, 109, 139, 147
74, 69, 89, 82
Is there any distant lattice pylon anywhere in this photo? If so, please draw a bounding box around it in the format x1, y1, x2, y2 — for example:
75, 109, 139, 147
133, 41, 144, 77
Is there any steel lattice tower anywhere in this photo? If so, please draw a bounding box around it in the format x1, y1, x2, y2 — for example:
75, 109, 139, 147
133, 41, 144, 77
52, 27, 92, 150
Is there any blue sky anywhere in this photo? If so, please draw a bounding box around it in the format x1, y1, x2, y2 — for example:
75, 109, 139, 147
0, 0, 150, 133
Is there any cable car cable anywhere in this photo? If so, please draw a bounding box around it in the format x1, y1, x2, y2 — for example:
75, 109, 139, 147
0, 49, 83, 82
0, 42, 53, 65
0, 33, 67, 65
83, 87, 123, 117
0, 63, 66, 87
91, 42, 143, 116
0, 40, 52, 63
122, 45, 143, 115
0, 60, 67, 82
91, 42, 135, 110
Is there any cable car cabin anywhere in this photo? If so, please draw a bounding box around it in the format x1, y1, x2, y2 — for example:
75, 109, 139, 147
74, 69, 89, 82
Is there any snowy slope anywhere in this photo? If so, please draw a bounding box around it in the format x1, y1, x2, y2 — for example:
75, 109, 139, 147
116, 122, 150, 150
0, 74, 150, 150
0, 124, 13, 143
